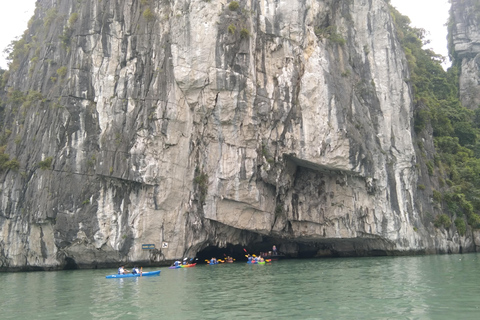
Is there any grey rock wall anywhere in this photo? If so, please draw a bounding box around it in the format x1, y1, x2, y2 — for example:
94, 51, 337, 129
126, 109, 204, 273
0, 0, 474, 271
451, 0, 480, 109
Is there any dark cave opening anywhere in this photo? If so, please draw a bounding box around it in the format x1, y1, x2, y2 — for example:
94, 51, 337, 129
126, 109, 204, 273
196, 244, 249, 263
63, 257, 79, 270
194, 238, 389, 262
195, 239, 310, 263
296, 243, 323, 259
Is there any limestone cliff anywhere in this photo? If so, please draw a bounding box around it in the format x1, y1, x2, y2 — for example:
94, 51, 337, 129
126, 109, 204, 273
451, 0, 480, 110
0, 0, 475, 271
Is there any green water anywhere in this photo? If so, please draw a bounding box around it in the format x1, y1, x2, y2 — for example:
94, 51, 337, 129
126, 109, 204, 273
1, 254, 479, 319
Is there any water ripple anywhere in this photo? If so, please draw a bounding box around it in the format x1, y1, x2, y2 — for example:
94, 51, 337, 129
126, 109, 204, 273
1, 254, 480, 319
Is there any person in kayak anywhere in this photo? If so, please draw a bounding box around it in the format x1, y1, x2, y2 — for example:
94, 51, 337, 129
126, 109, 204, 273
118, 265, 129, 274
131, 266, 141, 275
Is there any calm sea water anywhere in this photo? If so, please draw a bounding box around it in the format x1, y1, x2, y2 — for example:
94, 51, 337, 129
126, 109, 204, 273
1, 254, 479, 319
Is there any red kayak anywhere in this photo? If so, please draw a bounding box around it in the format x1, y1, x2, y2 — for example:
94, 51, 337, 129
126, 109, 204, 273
181, 263, 196, 268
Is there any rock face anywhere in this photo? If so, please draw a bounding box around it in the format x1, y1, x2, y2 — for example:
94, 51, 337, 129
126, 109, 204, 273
451, 0, 480, 109
449, 0, 480, 252
0, 0, 475, 271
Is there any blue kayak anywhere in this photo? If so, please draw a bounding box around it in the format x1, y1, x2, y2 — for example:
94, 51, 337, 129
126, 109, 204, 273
106, 270, 161, 279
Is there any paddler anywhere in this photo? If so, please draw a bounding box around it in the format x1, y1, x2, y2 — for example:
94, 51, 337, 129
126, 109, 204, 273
118, 265, 129, 274
131, 266, 141, 274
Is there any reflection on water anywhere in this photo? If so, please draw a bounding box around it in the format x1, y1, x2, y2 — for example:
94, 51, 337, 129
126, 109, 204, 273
1, 254, 479, 319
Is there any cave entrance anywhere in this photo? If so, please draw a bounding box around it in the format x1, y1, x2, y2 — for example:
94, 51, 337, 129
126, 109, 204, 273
63, 257, 79, 270
195, 238, 391, 262
195, 239, 283, 263
196, 244, 248, 263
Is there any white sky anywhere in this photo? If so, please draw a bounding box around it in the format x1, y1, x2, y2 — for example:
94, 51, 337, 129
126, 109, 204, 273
390, 0, 451, 68
0, 0, 451, 69
0, 0, 36, 69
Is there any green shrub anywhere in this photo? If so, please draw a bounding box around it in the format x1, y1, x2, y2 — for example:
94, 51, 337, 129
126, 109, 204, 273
143, 8, 155, 21
56, 66, 67, 77
228, 1, 239, 11
68, 13, 79, 26
314, 26, 346, 46
454, 121, 477, 146
7, 90, 25, 105
60, 27, 73, 48
22, 91, 43, 108
432, 189, 442, 203
0, 130, 12, 146
4, 37, 30, 70
454, 218, 466, 236
39, 157, 53, 170
194, 168, 209, 203
434, 214, 451, 228
240, 28, 250, 38
467, 212, 480, 229
1, 158, 20, 171
0, 146, 10, 170
414, 108, 431, 133
228, 24, 236, 34
438, 177, 445, 187
44, 8, 58, 27
426, 160, 434, 175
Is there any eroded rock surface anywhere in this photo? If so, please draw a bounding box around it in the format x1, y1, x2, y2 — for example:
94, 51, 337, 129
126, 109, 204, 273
0, 0, 476, 271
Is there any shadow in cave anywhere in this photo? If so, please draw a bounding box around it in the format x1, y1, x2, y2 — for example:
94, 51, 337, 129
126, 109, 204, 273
63, 257, 79, 270
196, 244, 251, 263
195, 239, 391, 262
196, 240, 288, 263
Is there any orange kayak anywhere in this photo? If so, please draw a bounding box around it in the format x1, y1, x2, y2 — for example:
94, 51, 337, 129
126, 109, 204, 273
181, 263, 196, 268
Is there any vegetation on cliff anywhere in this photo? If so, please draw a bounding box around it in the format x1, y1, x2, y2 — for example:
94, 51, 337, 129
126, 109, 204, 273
389, 3, 480, 232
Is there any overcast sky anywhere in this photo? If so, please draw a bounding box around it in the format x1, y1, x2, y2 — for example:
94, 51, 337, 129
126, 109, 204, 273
390, 0, 451, 68
0, 0, 36, 69
0, 0, 452, 69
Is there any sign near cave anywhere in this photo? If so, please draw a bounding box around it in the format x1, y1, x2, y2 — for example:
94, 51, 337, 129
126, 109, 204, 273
162, 242, 168, 248
142, 244, 155, 250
